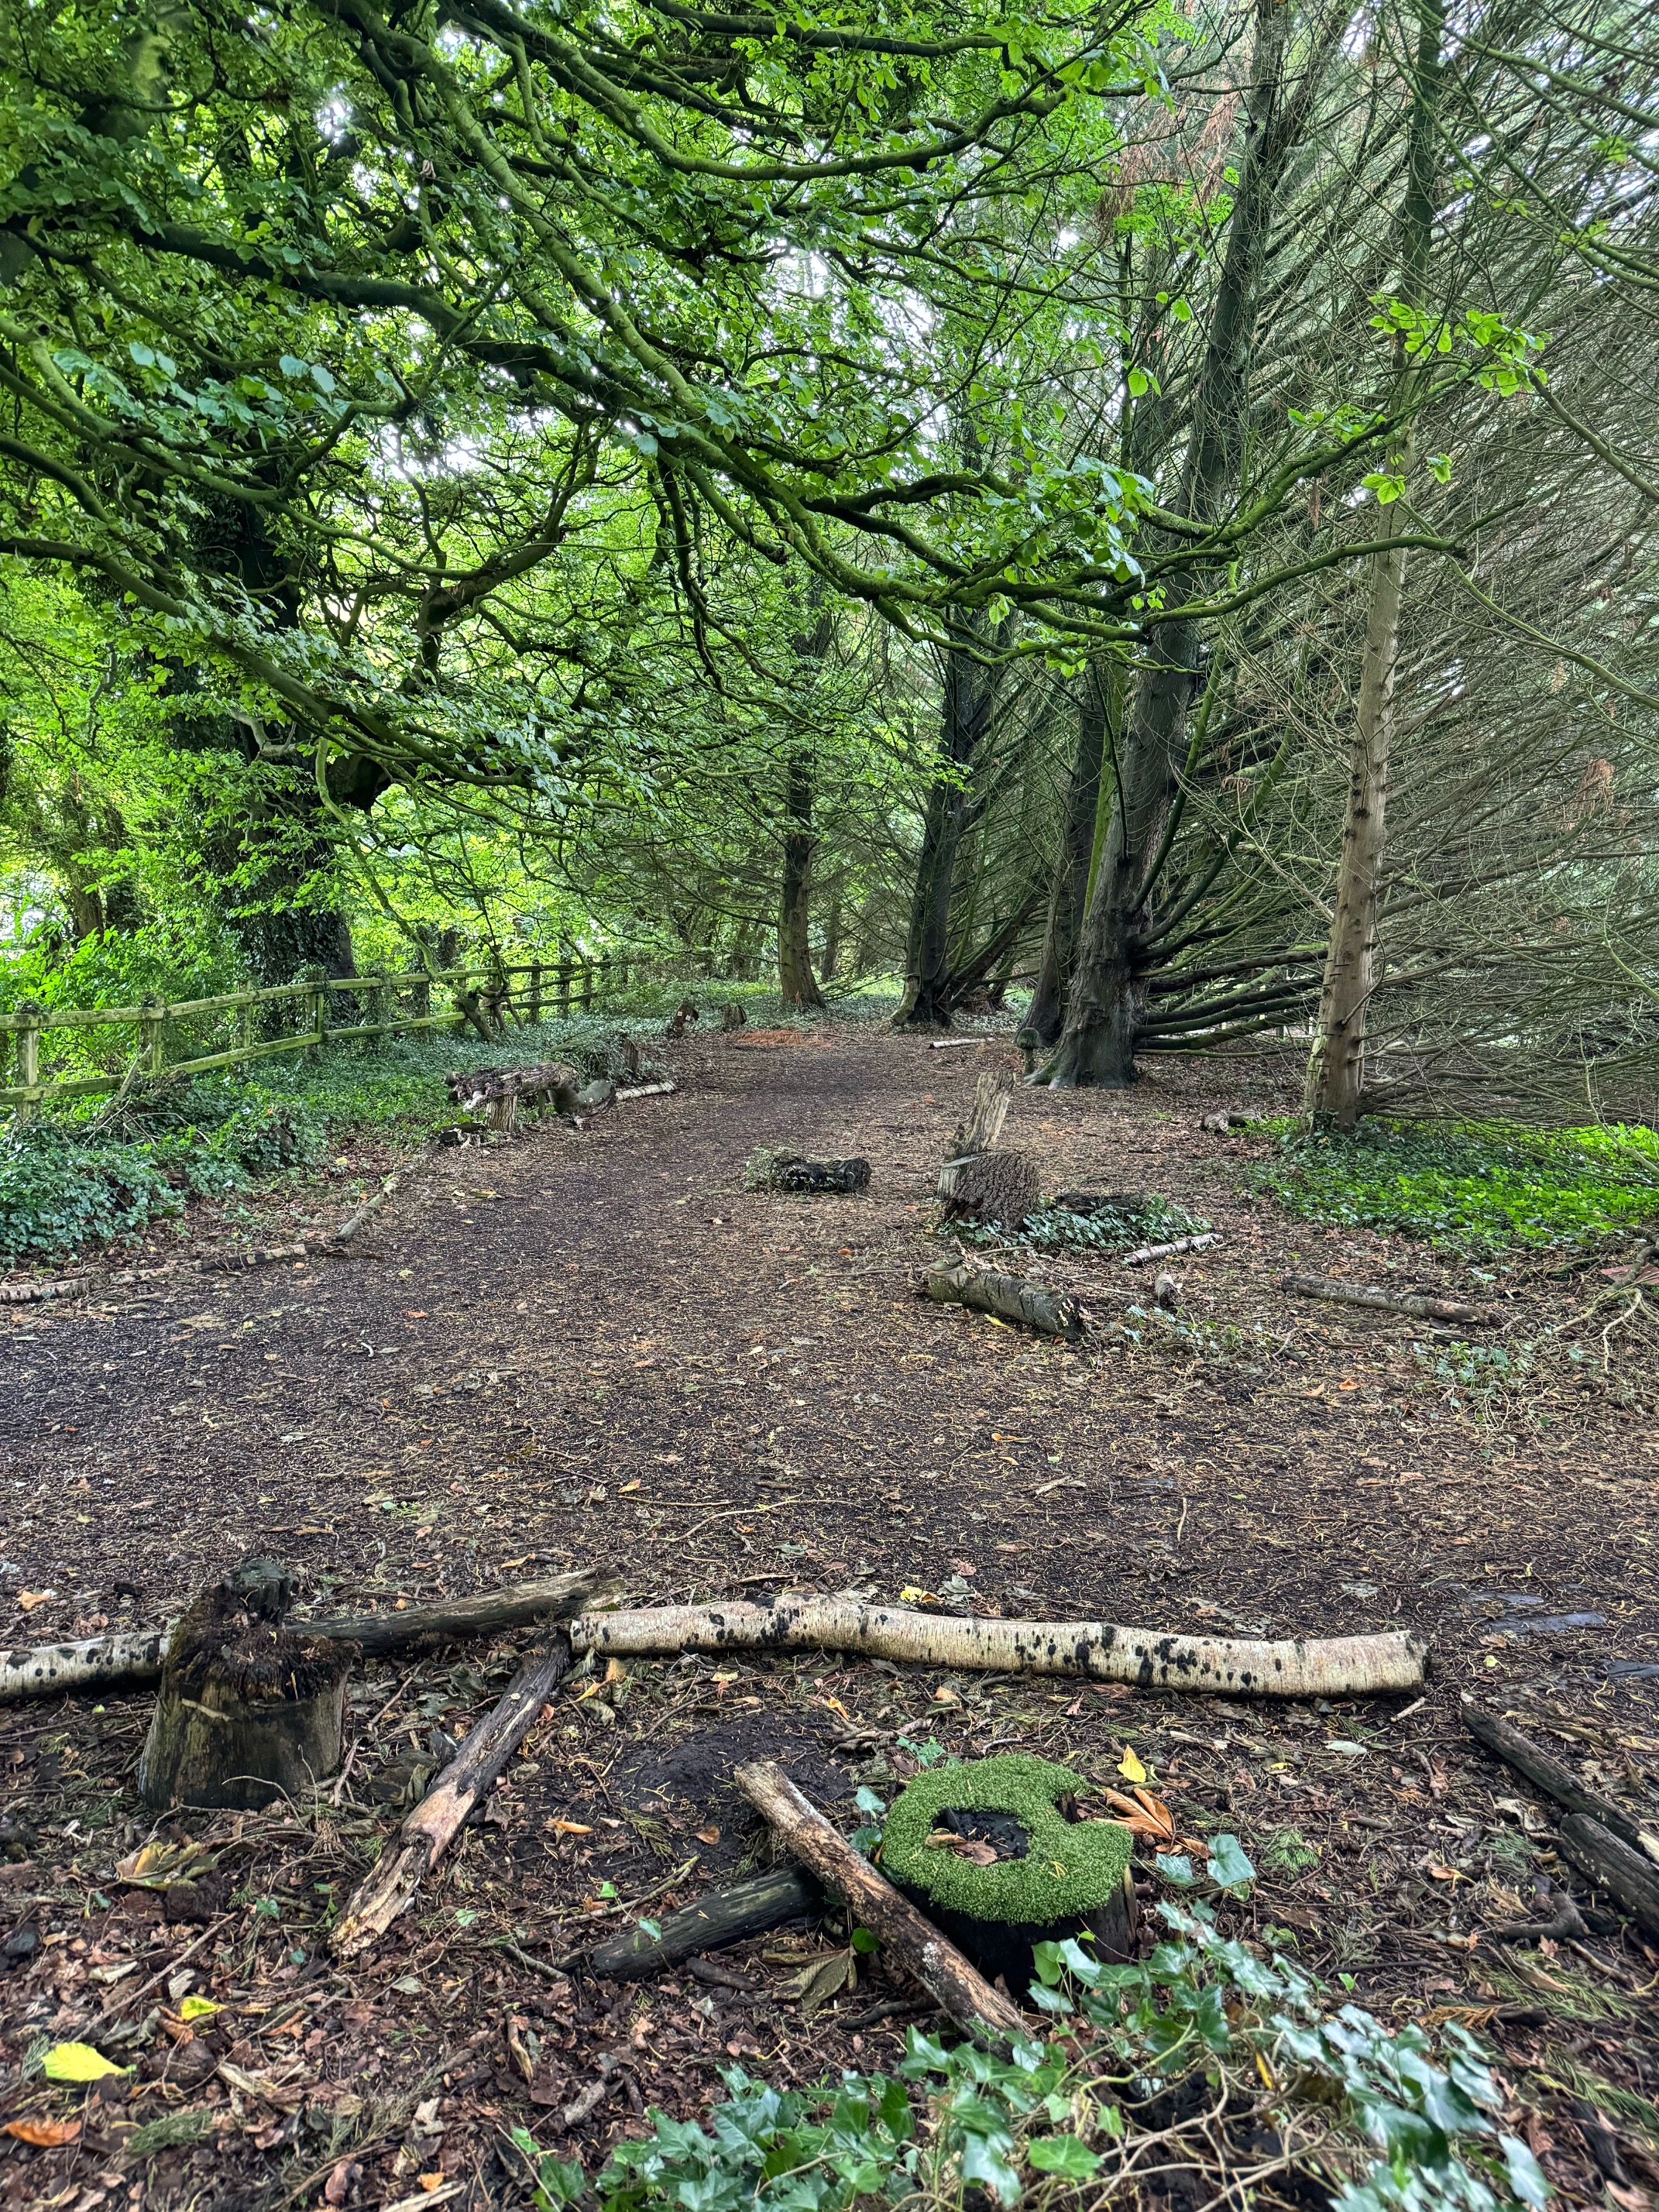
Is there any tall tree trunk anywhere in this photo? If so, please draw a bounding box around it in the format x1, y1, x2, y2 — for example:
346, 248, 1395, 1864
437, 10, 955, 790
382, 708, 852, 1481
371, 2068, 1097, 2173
895, 638, 991, 1029
1047, 0, 1335, 1087
778, 750, 826, 1008
1306, 0, 1443, 1128
1028, 661, 1117, 1046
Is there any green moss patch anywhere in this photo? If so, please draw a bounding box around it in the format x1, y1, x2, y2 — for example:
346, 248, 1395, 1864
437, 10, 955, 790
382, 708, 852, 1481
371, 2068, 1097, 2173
881, 1753, 1132, 1925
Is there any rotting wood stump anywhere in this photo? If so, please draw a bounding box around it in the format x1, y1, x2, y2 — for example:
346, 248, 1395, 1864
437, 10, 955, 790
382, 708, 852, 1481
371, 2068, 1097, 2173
137, 1559, 352, 1811
878, 1753, 1135, 1990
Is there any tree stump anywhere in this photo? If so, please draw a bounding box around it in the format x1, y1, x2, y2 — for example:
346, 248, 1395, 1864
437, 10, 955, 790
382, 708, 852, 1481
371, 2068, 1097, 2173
938, 1149, 1040, 1228
137, 1560, 352, 1811
878, 1753, 1136, 1991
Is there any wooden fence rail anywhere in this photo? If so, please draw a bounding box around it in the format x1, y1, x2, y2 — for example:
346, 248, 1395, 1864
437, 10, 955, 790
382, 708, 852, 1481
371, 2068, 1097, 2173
0, 955, 633, 1119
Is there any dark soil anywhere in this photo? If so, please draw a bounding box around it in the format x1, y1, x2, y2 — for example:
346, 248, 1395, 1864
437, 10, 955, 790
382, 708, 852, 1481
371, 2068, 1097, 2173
2, 1025, 1657, 2210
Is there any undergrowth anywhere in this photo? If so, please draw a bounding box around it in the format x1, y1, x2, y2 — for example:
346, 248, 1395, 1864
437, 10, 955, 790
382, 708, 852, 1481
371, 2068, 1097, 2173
1245, 1117, 1659, 1258
0, 1010, 664, 1267
512, 1892, 1548, 2212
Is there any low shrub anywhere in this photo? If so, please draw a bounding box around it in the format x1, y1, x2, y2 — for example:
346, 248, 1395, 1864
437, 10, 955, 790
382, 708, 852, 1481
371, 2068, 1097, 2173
1245, 1116, 1659, 1257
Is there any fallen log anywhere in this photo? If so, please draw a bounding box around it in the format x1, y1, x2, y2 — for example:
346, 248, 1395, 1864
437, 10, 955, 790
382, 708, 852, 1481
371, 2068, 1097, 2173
1557, 1815, 1659, 1939
573, 1597, 1427, 1699
615, 1080, 675, 1101
580, 1865, 823, 1980
1280, 1273, 1493, 1324
926, 1263, 1084, 1342
0, 1273, 92, 1305
1460, 1698, 1659, 1859
764, 1156, 872, 1195
1123, 1233, 1219, 1266
0, 1628, 169, 1703
1, 1567, 617, 1705
735, 1758, 1024, 2049
1048, 1191, 1149, 1216
304, 1568, 619, 1660
446, 1060, 581, 1131
334, 1636, 575, 1956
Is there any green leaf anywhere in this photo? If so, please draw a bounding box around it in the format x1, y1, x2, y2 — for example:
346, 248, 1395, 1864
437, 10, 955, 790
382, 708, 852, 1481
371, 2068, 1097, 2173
1027, 2132, 1102, 2179
42, 2042, 128, 2082
177, 1996, 220, 2020
1127, 367, 1149, 398
1500, 2135, 1552, 2207
850, 1925, 879, 1953
1206, 1835, 1255, 1892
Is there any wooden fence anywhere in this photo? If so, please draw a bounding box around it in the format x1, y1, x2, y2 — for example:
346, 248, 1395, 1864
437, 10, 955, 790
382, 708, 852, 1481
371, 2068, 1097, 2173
0, 956, 629, 1120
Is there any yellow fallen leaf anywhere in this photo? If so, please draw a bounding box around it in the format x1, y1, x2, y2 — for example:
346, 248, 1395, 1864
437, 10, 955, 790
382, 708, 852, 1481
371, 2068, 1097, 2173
179, 1996, 220, 2020
548, 1819, 592, 1836
41, 2042, 126, 2083
419, 2176, 446, 2193
898, 1586, 939, 1606
17, 1589, 56, 1612
1118, 1744, 1147, 1785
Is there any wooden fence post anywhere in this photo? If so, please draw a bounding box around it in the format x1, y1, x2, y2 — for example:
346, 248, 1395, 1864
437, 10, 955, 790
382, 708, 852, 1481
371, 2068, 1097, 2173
556, 949, 571, 1017
139, 994, 165, 1080
304, 967, 328, 1060
528, 961, 542, 1025
579, 960, 594, 1012
15, 1001, 43, 1123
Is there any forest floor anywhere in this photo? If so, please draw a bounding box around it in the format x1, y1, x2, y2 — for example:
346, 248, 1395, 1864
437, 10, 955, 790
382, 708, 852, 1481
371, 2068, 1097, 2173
2, 1022, 1657, 2212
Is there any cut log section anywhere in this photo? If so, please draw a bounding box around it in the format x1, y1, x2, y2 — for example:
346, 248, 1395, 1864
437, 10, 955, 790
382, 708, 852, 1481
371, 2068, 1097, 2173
926, 1263, 1084, 1342
764, 1156, 872, 1195
138, 1565, 351, 1811
2, 1567, 617, 1704
580, 1866, 823, 1980
573, 1597, 1428, 1699
1557, 1814, 1659, 1938
1280, 1273, 1494, 1324
1460, 1698, 1659, 1859
334, 1637, 575, 1956
735, 1758, 1024, 2049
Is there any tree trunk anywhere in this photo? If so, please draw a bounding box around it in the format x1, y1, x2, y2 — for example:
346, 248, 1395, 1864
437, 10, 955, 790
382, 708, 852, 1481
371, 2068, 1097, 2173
895, 636, 991, 1029
1047, 0, 1324, 1088
1028, 664, 1114, 1046
778, 750, 826, 1009
1305, 0, 1443, 1127
572, 1598, 1428, 1699
734, 1758, 1026, 2048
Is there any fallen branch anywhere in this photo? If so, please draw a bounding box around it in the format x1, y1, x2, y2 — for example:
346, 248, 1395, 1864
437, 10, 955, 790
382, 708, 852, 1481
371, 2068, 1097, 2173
1281, 1274, 1493, 1324
580, 1866, 823, 1980
1, 1567, 617, 1704
735, 1758, 1024, 2049
925, 1263, 1084, 1342
572, 1597, 1427, 1699
1123, 1233, 1219, 1266
0, 1273, 91, 1305
615, 1080, 676, 1101
334, 1636, 575, 1956
0, 1628, 170, 1703
1557, 1814, 1659, 1939
1461, 1698, 1659, 1858
447, 1060, 581, 1131
926, 1039, 981, 1050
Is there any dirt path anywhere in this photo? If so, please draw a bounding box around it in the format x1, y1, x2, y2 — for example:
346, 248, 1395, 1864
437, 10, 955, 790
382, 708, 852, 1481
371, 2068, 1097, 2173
2, 1027, 1656, 2209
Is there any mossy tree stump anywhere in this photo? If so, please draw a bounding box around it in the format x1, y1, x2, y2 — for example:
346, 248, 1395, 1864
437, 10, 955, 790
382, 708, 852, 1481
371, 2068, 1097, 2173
138, 1560, 352, 1811
880, 1753, 1136, 1990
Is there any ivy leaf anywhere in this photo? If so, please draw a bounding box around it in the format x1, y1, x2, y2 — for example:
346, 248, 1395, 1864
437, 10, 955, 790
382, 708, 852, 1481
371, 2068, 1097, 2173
1206, 1835, 1255, 1892
1027, 2132, 1103, 2179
